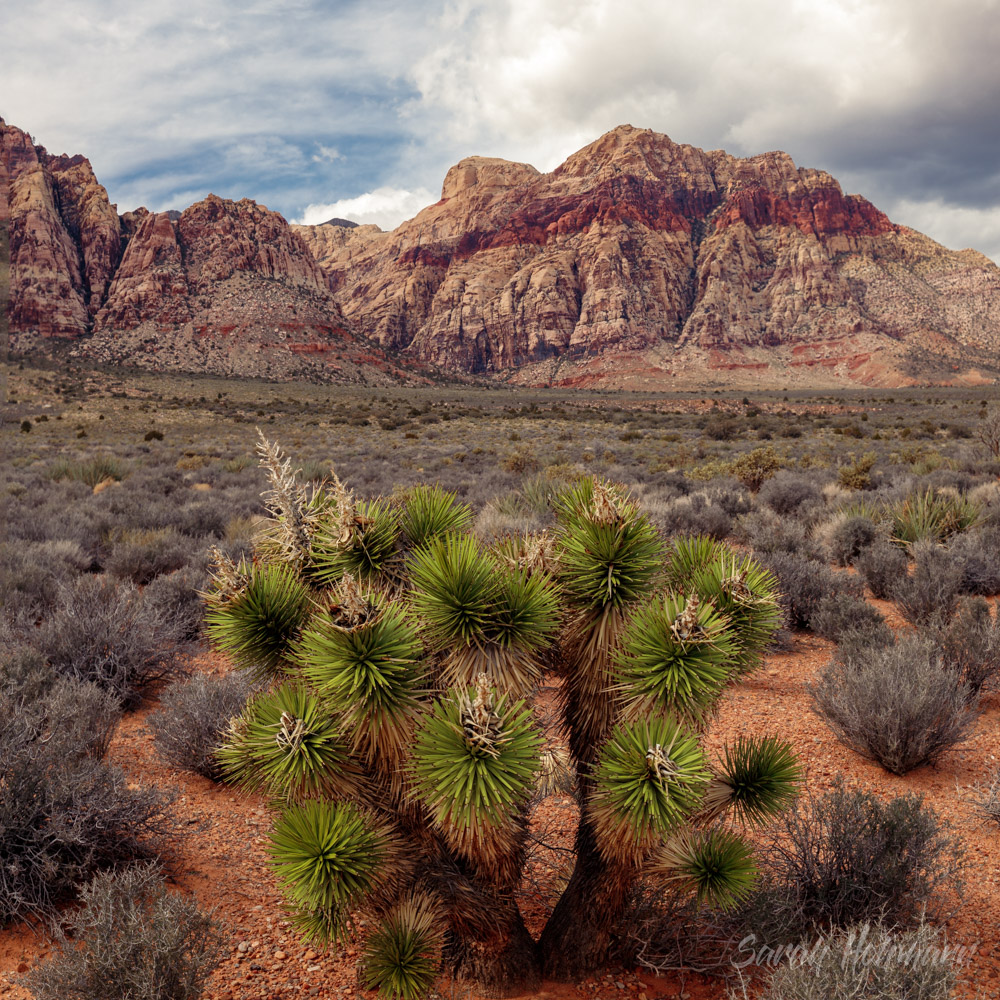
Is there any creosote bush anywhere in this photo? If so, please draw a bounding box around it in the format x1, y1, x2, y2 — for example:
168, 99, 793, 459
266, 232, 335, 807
22, 864, 225, 1000
745, 782, 961, 942
810, 634, 978, 774
149, 672, 256, 780
30, 576, 182, 708
0, 679, 174, 925
205, 437, 798, 997
742, 922, 958, 1000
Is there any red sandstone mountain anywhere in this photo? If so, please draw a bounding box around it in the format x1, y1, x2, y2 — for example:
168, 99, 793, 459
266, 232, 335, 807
4, 118, 1000, 387
294, 126, 1000, 388
0, 119, 413, 384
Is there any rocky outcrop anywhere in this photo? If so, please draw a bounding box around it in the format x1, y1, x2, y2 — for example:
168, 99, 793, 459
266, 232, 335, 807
1, 120, 415, 383
6, 118, 1000, 387
295, 125, 1000, 383
83, 194, 411, 383
1, 118, 119, 341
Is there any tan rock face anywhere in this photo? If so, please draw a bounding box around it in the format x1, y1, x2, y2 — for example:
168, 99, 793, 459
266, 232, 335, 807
298, 124, 1000, 380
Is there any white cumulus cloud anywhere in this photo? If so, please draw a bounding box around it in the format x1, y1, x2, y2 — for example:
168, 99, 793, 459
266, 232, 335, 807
295, 186, 436, 230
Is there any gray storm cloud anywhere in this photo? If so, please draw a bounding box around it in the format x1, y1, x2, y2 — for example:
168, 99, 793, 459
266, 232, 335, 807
3, 0, 999, 259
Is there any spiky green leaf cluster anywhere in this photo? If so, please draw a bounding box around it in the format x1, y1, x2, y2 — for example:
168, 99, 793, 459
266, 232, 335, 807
590, 717, 709, 863
651, 829, 758, 909
615, 593, 737, 722
410, 688, 541, 866
269, 799, 395, 944
216, 683, 357, 801
313, 497, 402, 585
668, 541, 782, 675
554, 479, 662, 613
205, 562, 311, 678
709, 735, 801, 827
408, 535, 558, 693
662, 535, 728, 592
399, 484, 472, 549
361, 894, 444, 1000
298, 603, 425, 769
890, 488, 980, 546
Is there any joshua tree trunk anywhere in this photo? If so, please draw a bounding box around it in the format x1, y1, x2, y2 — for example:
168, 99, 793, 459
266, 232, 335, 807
445, 904, 541, 997
538, 819, 634, 980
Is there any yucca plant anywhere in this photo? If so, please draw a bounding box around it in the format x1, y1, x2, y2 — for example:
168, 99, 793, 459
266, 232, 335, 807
208, 445, 800, 996
890, 488, 980, 546
399, 484, 472, 549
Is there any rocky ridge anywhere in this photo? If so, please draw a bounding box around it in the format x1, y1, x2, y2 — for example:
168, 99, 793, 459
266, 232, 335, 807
0, 119, 415, 384
295, 126, 1000, 387
4, 118, 1000, 387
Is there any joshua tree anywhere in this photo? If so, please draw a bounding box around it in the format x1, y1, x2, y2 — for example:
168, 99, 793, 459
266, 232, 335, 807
206, 435, 799, 997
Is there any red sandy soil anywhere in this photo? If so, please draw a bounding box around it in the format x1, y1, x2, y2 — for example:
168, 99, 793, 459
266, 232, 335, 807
2, 610, 999, 1000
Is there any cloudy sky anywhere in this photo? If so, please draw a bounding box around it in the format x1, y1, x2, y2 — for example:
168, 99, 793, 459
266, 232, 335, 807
5, 0, 1000, 260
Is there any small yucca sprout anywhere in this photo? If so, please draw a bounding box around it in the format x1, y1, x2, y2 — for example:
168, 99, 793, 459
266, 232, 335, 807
701, 735, 801, 827
205, 562, 311, 678
298, 602, 425, 776
615, 592, 737, 723
555, 479, 662, 613
269, 799, 398, 945
689, 552, 782, 674
411, 678, 541, 872
589, 717, 710, 864
409, 535, 558, 693
313, 497, 402, 586
649, 828, 758, 909
361, 893, 444, 1000
399, 484, 472, 549
216, 683, 359, 801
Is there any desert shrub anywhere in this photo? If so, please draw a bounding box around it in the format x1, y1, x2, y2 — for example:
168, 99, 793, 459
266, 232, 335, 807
106, 527, 196, 585
730, 445, 781, 492
22, 864, 225, 1000
143, 565, 211, 643
747, 922, 957, 1000
0, 692, 173, 924
758, 472, 822, 517
947, 526, 1000, 595
810, 634, 978, 774
649, 493, 732, 540
0, 539, 91, 621
31, 576, 182, 708
826, 515, 879, 566
737, 511, 821, 561
836, 451, 877, 491
893, 541, 963, 626
704, 481, 752, 517
758, 552, 860, 630
704, 416, 740, 441
855, 539, 908, 599
936, 596, 1000, 695
149, 672, 255, 780
969, 770, 1000, 826
808, 592, 889, 645
744, 783, 960, 942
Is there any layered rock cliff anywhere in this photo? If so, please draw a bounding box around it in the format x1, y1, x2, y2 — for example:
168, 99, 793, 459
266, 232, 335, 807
5, 118, 1000, 387
295, 126, 1000, 385
0, 119, 412, 383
